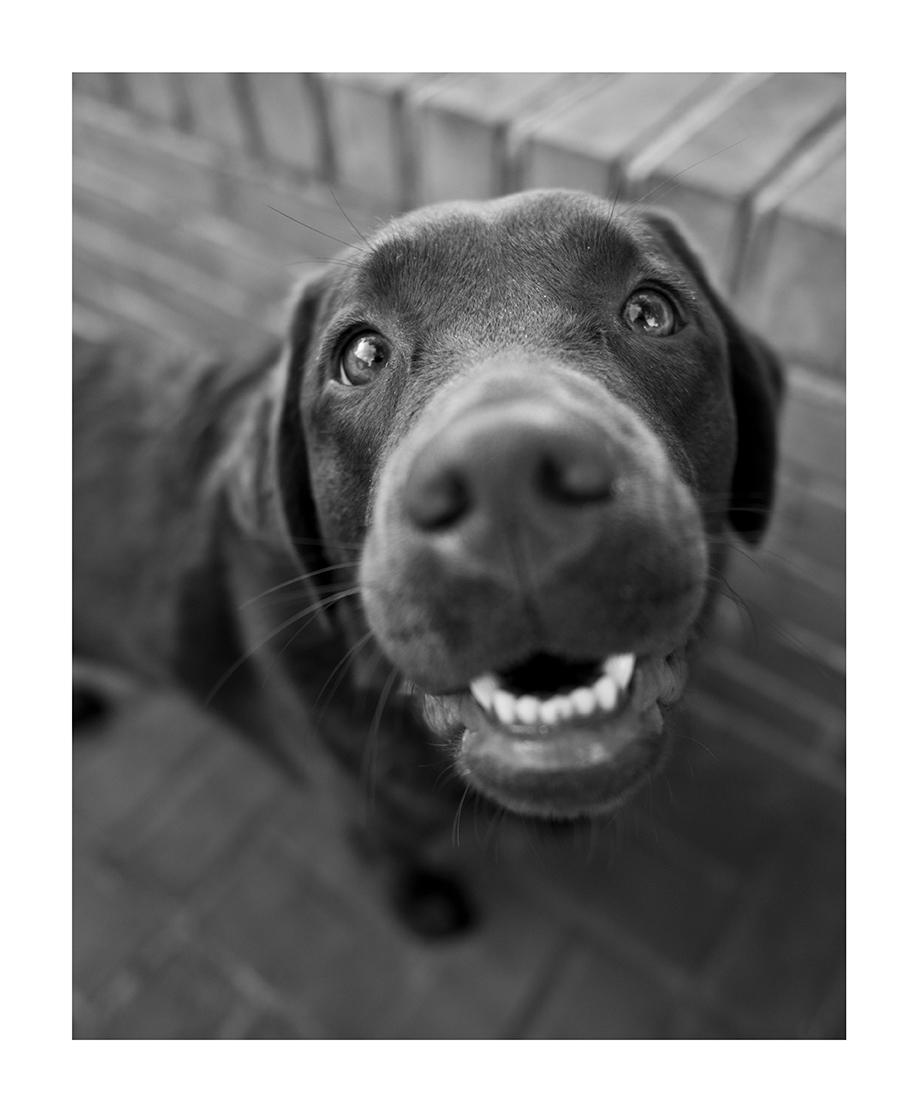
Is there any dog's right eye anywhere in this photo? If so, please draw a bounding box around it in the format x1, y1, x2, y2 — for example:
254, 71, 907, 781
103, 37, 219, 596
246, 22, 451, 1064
339, 332, 391, 386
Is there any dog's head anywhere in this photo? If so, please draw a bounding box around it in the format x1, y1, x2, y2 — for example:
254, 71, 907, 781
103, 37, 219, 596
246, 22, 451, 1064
276, 190, 782, 819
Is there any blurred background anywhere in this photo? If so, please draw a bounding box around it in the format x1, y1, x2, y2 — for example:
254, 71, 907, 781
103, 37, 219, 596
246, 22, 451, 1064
72, 72, 845, 1039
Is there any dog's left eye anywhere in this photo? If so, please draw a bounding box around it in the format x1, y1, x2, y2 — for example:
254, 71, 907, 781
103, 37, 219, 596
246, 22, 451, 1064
622, 289, 679, 336
339, 332, 391, 386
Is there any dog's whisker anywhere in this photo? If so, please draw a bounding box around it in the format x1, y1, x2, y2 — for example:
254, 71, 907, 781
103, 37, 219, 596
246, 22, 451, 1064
706, 569, 759, 635
313, 631, 377, 723
239, 561, 362, 608
452, 783, 473, 848
328, 186, 372, 249
267, 204, 368, 254
721, 538, 842, 585
622, 137, 748, 214
362, 665, 401, 818
284, 255, 364, 271
205, 586, 361, 706
603, 174, 627, 241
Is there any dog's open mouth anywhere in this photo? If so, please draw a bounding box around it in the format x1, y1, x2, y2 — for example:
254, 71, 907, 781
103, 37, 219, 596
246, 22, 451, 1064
469, 650, 636, 730
418, 649, 688, 820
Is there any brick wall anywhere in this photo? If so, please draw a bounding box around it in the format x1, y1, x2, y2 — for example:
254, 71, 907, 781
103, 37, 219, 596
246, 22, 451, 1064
72, 72, 846, 793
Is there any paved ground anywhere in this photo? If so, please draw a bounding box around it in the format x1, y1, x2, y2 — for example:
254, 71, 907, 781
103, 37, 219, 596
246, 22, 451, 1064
73, 682, 844, 1039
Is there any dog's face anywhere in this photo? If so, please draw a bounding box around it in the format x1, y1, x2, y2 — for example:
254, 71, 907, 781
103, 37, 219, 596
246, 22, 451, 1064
278, 190, 781, 820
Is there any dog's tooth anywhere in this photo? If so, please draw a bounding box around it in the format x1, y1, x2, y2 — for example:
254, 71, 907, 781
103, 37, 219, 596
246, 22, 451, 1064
571, 686, 596, 717
470, 674, 498, 710
605, 653, 636, 688
554, 694, 576, 720
593, 674, 618, 711
538, 697, 563, 727
493, 689, 517, 727
515, 696, 540, 726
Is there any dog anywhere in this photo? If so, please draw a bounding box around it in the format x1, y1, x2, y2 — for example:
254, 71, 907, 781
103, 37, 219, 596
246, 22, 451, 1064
74, 189, 782, 933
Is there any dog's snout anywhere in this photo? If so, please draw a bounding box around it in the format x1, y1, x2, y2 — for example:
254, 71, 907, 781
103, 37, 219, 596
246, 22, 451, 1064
404, 403, 615, 537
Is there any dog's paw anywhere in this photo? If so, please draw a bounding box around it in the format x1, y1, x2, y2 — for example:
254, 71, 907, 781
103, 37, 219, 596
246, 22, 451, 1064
72, 687, 110, 732
392, 867, 477, 940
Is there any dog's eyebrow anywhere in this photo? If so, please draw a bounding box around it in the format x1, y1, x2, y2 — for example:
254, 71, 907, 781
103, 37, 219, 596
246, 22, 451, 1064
632, 254, 700, 300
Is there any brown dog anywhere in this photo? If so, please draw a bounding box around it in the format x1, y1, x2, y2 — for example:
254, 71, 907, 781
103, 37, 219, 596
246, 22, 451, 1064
74, 189, 782, 931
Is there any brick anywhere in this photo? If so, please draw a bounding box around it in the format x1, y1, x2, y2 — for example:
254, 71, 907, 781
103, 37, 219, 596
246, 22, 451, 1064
73, 990, 100, 1039
72, 301, 116, 345
648, 697, 841, 871
125, 73, 185, 125
739, 147, 846, 374
411, 74, 585, 203
73, 852, 173, 998
768, 469, 846, 576
692, 644, 844, 754
213, 157, 384, 260
245, 73, 327, 176
270, 792, 563, 1038
74, 97, 220, 211
242, 1010, 320, 1038
707, 592, 845, 711
702, 781, 844, 1036
103, 731, 285, 897
73, 693, 205, 838
804, 969, 846, 1038
73, 216, 278, 356
97, 948, 245, 1039
627, 74, 845, 285
381, 884, 562, 1039
194, 829, 430, 1037
73, 155, 289, 311
74, 73, 117, 101
669, 1005, 747, 1038
182, 72, 253, 153
508, 807, 741, 973
322, 72, 440, 209
723, 542, 845, 648
523, 938, 688, 1038
520, 73, 728, 197
780, 365, 846, 483
74, 254, 209, 352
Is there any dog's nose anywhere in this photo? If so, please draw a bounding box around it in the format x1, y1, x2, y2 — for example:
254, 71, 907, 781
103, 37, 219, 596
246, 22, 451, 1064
404, 401, 616, 542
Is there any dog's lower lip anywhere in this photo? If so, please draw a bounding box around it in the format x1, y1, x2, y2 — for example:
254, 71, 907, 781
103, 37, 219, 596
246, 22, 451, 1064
454, 690, 659, 819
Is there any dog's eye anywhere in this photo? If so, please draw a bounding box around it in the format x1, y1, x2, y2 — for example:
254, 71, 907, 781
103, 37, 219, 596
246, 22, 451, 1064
339, 332, 391, 386
622, 289, 679, 336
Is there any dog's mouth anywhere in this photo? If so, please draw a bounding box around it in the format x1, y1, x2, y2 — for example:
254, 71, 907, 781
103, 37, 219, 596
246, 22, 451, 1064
418, 648, 688, 821
469, 650, 636, 730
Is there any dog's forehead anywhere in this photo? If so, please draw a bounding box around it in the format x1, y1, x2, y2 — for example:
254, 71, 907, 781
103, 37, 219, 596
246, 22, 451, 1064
354, 191, 656, 305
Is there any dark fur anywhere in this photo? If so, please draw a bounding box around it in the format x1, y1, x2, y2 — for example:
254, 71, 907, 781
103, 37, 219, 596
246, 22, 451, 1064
74, 190, 782, 931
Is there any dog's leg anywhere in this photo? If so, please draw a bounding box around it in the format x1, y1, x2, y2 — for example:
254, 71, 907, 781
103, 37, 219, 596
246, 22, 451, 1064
72, 686, 110, 731
315, 689, 477, 939
347, 808, 478, 940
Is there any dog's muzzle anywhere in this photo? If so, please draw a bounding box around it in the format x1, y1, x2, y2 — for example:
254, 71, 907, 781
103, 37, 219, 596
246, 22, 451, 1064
360, 358, 708, 818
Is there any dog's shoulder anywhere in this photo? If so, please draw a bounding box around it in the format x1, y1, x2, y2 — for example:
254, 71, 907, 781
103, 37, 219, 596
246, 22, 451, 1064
73, 332, 283, 679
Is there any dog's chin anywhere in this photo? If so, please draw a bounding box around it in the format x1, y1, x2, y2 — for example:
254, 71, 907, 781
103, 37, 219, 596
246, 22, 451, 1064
416, 651, 688, 821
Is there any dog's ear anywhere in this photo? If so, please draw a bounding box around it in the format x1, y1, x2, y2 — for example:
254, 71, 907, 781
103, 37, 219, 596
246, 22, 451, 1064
276, 267, 334, 562
640, 210, 784, 544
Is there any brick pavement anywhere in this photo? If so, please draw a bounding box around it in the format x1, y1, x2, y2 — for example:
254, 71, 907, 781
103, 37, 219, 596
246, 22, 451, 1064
73, 73, 845, 1038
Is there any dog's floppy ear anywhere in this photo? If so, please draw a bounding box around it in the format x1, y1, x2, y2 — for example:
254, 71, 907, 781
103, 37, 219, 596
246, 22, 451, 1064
276, 267, 332, 563
641, 210, 784, 544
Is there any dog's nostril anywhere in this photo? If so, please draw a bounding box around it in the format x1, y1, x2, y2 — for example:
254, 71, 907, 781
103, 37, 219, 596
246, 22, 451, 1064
406, 468, 470, 530
539, 454, 614, 505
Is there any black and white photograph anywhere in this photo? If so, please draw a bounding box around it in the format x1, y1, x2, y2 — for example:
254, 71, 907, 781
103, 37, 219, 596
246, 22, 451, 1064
72, 70, 846, 1043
